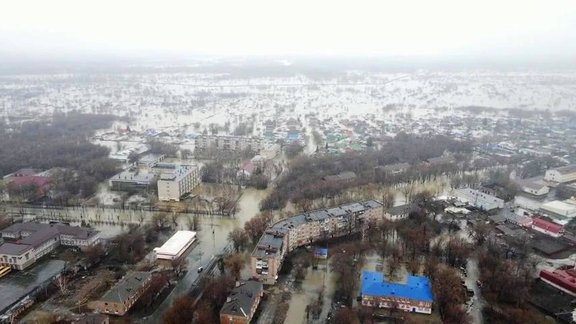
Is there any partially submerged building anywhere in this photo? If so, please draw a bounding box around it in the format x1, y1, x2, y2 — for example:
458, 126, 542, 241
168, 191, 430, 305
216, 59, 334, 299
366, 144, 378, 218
250, 200, 383, 284
360, 271, 434, 314
157, 165, 200, 201
153, 230, 197, 268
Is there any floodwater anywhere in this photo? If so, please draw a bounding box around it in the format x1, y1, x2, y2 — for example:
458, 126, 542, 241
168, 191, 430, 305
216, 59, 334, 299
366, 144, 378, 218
284, 262, 336, 324
142, 187, 269, 323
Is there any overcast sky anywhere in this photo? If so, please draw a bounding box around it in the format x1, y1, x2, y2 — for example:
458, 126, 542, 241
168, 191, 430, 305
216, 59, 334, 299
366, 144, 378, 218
1, 0, 576, 59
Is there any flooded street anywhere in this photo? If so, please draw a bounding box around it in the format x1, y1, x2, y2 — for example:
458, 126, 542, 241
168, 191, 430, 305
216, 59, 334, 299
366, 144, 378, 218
142, 187, 269, 322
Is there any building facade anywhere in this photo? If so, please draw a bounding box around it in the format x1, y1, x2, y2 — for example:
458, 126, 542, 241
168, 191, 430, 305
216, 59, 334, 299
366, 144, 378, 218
545, 165, 576, 183
195, 135, 263, 153
88, 271, 152, 316
250, 200, 383, 284
157, 165, 200, 201
455, 188, 504, 211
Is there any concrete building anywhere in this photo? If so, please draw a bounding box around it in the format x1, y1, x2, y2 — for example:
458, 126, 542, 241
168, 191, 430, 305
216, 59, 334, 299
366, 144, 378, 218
157, 165, 200, 201
322, 171, 357, 183
384, 204, 414, 220
539, 200, 576, 224
137, 154, 165, 169
0, 223, 100, 270
195, 135, 263, 153
153, 231, 197, 268
88, 271, 152, 316
455, 188, 504, 211
361, 271, 434, 314
219, 281, 263, 324
250, 200, 383, 284
519, 180, 550, 196
109, 170, 156, 191
545, 165, 576, 183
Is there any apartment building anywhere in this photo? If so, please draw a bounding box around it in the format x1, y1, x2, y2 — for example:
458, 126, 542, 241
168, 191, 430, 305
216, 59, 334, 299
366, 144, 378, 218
157, 165, 200, 201
250, 200, 383, 284
220, 281, 264, 324
88, 271, 152, 316
0, 223, 100, 270
195, 135, 263, 153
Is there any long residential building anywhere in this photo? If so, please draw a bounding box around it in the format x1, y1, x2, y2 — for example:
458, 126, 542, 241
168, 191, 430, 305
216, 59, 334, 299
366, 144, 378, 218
0, 223, 100, 270
157, 165, 200, 201
250, 200, 383, 284
544, 165, 576, 184
454, 187, 504, 211
195, 135, 263, 153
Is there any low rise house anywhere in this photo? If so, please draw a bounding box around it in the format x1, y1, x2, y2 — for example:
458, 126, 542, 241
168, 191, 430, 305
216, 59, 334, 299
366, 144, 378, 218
153, 231, 197, 268
88, 271, 152, 316
519, 180, 549, 196
545, 165, 576, 183
361, 271, 434, 314
219, 281, 264, 324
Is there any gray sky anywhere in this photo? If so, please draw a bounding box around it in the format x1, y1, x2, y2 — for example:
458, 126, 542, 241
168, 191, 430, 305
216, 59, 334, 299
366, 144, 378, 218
1, 0, 576, 59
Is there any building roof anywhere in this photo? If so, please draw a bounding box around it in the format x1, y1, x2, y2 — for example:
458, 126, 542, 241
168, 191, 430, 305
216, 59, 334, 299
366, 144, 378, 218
361, 271, 433, 302
220, 281, 263, 318
540, 200, 576, 216
158, 165, 196, 182
99, 271, 151, 303
0, 242, 33, 255
153, 231, 196, 257
323, 171, 357, 182
532, 218, 563, 234
7, 176, 51, 188
386, 204, 414, 216
110, 170, 156, 184
553, 165, 576, 175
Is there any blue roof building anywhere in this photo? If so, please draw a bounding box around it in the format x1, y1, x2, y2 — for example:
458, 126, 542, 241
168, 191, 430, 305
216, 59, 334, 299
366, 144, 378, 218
361, 271, 434, 314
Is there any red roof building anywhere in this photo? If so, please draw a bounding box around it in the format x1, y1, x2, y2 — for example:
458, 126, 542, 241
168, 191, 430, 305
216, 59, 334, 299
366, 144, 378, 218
6, 176, 52, 200
531, 217, 563, 237
540, 265, 576, 296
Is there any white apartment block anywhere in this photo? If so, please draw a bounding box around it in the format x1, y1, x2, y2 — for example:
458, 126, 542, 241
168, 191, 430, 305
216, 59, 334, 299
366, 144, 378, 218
157, 165, 200, 201
455, 188, 505, 211
195, 135, 263, 153
545, 165, 576, 184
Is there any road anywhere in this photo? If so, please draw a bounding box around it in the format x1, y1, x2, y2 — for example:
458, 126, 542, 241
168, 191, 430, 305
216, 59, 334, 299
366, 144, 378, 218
465, 257, 485, 324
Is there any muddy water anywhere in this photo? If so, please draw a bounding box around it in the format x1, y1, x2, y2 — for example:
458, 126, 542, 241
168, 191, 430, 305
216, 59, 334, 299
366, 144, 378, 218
284, 262, 336, 324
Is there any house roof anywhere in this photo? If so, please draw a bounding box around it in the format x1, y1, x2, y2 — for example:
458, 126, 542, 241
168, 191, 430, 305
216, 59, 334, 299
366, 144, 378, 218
554, 165, 576, 175
99, 271, 151, 303
532, 218, 563, 233
220, 281, 263, 318
7, 176, 51, 188
361, 271, 433, 302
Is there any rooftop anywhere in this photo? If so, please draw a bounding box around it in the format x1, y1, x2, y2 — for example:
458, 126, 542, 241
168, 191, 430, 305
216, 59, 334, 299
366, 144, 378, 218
220, 281, 263, 318
361, 271, 433, 302
99, 271, 151, 303
552, 164, 576, 175
153, 231, 197, 257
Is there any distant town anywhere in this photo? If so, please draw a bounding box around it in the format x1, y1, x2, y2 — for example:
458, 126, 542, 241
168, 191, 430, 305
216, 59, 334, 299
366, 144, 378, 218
1, 66, 576, 324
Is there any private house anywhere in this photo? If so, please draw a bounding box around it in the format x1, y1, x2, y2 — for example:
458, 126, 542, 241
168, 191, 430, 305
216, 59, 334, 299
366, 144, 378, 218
250, 200, 383, 284
88, 271, 152, 316
157, 165, 200, 201
0, 223, 100, 270
219, 281, 264, 324
545, 165, 576, 184
360, 271, 434, 314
